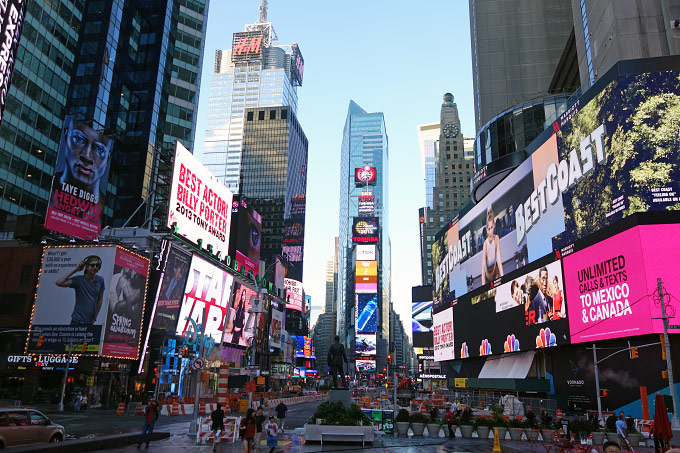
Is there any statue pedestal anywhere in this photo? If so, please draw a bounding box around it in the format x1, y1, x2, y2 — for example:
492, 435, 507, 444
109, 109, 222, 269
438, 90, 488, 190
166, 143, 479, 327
329, 388, 353, 408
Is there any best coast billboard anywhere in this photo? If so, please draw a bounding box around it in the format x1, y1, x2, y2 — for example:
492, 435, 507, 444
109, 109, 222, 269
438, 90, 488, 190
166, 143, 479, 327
433, 69, 680, 313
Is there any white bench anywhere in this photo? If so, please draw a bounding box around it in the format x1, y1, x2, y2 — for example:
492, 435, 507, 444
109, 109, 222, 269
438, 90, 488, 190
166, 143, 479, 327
321, 431, 365, 447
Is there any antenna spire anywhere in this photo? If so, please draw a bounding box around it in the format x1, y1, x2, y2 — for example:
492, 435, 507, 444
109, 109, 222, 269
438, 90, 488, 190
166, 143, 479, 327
258, 0, 268, 23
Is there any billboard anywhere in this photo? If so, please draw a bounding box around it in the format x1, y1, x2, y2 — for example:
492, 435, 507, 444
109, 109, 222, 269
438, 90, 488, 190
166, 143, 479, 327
412, 285, 434, 348
355, 293, 378, 334
356, 244, 376, 261
432, 69, 680, 313
45, 116, 114, 239
28, 245, 149, 358
0, 0, 29, 123
222, 282, 255, 347
356, 333, 376, 356
270, 308, 283, 349
283, 195, 306, 281
356, 359, 376, 373
352, 217, 379, 243
151, 242, 192, 333
167, 142, 233, 258
175, 254, 235, 345
564, 223, 680, 343
229, 195, 262, 276
284, 278, 303, 312
232, 31, 264, 62
291, 44, 304, 86
358, 195, 375, 216
355, 167, 377, 185
433, 307, 454, 362
101, 248, 150, 358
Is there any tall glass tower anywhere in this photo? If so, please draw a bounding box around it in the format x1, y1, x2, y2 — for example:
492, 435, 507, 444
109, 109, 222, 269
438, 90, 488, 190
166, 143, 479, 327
337, 100, 390, 370
200, 6, 303, 193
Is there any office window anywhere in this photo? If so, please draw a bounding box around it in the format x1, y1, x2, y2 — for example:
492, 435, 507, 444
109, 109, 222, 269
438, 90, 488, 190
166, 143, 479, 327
270, 110, 276, 119
247, 111, 253, 121
258, 111, 264, 120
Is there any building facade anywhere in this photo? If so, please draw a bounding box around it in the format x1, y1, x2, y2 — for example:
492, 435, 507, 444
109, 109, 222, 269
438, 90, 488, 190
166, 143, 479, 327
337, 100, 391, 371
200, 12, 302, 193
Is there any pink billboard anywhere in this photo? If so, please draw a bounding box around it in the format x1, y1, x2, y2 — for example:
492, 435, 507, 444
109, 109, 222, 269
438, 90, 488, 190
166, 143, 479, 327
564, 224, 680, 343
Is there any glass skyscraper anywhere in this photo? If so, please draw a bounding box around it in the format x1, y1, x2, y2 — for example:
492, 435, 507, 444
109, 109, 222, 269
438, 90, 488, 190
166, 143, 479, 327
200, 17, 302, 193
337, 100, 390, 364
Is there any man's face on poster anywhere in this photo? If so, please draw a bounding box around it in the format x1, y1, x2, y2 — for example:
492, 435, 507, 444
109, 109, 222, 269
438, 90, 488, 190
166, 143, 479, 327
539, 270, 549, 294
64, 118, 112, 192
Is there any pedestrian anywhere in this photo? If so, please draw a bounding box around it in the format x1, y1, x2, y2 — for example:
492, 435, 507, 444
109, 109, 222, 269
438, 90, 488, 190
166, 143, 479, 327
81, 393, 88, 411
210, 403, 225, 452
275, 401, 288, 433
602, 440, 621, 453
615, 414, 628, 439
445, 405, 456, 438
254, 406, 266, 451
240, 408, 257, 453
264, 415, 278, 453
137, 397, 159, 449
74, 393, 82, 412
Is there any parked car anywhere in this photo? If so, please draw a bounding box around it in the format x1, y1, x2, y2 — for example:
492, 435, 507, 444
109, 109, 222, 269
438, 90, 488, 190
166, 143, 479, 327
0, 408, 65, 448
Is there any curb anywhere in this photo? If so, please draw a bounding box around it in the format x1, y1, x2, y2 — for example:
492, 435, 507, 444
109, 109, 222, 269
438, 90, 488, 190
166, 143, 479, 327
9, 431, 170, 452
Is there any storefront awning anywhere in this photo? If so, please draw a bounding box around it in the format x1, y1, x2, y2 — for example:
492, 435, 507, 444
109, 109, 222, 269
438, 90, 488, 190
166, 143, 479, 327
478, 351, 536, 379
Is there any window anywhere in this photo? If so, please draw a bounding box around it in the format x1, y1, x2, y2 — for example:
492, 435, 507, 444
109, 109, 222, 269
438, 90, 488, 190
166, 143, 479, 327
7, 412, 28, 426
29, 411, 49, 426
246, 111, 253, 121
281, 109, 287, 119
454, 154, 458, 159
270, 110, 276, 120
446, 154, 450, 159
258, 111, 264, 120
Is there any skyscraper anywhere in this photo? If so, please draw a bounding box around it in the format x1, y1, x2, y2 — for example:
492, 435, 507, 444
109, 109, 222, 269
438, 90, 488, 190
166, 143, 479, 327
337, 100, 390, 369
418, 94, 473, 285
200, 5, 303, 193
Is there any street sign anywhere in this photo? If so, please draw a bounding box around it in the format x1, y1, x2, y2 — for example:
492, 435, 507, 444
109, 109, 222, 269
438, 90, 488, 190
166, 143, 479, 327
669, 325, 680, 329
191, 358, 205, 370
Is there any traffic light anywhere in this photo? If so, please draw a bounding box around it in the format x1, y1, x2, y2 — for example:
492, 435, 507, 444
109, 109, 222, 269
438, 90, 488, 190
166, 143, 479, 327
631, 347, 639, 359
600, 389, 609, 397
36, 335, 44, 348
81, 342, 88, 353
661, 335, 667, 360
387, 354, 392, 365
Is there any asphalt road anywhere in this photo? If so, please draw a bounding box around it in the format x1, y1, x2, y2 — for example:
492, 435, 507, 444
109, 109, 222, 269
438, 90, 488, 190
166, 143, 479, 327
46, 400, 324, 440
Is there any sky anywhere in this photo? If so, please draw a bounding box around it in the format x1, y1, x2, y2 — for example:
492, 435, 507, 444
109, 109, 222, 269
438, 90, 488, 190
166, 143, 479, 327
193, 1, 475, 335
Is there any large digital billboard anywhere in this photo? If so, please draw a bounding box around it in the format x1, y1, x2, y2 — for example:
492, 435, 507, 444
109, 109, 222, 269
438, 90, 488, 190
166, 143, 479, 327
45, 116, 114, 239
228, 195, 262, 276
355, 293, 378, 334
433, 307, 454, 362
0, 0, 28, 124
433, 69, 680, 313
356, 333, 377, 356
284, 278, 303, 312
412, 285, 434, 348
352, 217, 379, 243
356, 359, 376, 373
291, 44, 304, 86
564, 223, 680, 343
151, 242, 192, 333
167, 142, 233, 258
175, 254, 235, 345
355, 167, 377, 185
28, 245, 149, 358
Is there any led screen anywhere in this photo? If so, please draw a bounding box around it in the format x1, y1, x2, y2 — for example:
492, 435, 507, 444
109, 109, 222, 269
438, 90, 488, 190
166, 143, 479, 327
356, 245, 376, 261
433, 307, 455, 362
151, 242, 192, 333
229, 195, 262, 276
223, 283, 255, 347
412, 285, 434, 348
356, 333, 377, 356
412, 301, 432, 333
356, 293, 378, 334
356, 359, 376, 373
284, 278, 303, 312
175, 254, 235, 345
433, 70, 680, 313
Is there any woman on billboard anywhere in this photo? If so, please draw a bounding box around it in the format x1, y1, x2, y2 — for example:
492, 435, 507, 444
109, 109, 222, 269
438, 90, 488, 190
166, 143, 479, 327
229, 288, 247, 345
481, 207, 504, 284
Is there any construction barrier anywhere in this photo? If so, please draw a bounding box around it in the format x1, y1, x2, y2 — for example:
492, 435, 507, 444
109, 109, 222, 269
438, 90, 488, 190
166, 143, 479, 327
160, 403, 194, 416
196, 416, 241, 444
116, 403, 125, 416
269, 393, 328, 408
134, 403, 145, 416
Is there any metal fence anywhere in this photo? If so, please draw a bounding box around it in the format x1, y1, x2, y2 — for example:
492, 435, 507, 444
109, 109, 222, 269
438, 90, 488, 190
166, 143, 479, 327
447, 388, 558, 420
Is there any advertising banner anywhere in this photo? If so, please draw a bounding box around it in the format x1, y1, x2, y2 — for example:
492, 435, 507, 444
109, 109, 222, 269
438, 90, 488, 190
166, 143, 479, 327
356, 359, 376, 373
432, 70, 680, 313
270, 308, 283, 349
412, 285, 434, 348
167, 142, 233, 258
45, 116, 114, 239
564, 223, 680, 343
352, 217, 380, 243
0, 0, 28, 123
151, 242, 192, 333
229, 195, 262, 276
433, 307, 454, 362
355, 333, 377, 356
356, 260, 377, 276
175, 254, 235, 345
102, 248, 150, 358
412, 301, 433, 333
29, 245, 148, 357
358, 195, 375, 216
283, 195, 306, 281
232, 31, 264, 62
356, 244, 376, 261
355, 293, 378, 334
355, 167, 377, 185
284, 278, 303, 312
223, 282, 255, 347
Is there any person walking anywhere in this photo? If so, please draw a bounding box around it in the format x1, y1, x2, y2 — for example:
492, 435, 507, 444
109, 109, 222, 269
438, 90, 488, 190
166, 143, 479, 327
239, 408, 257, 453
210, 403, 225, 452
264, 415, 278, 453
275, 401, 288, 433
74, 393, 82, 412
137, 398, 159, 449
327, 335, 348, 388
254, 406, 266, 451
81, 393, 88, 411
445, 406, 456, 438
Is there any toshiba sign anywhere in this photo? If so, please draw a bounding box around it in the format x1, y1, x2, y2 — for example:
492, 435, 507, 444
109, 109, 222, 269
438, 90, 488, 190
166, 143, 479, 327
352, 217, 379, 243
